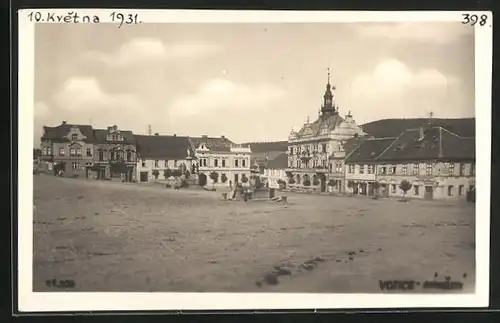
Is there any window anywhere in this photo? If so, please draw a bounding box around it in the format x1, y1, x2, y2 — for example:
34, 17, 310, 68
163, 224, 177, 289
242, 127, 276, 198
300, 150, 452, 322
222, 159, 226, 167
43, 147, 51, 155
367, 164, 374, 174
413, 163, 419, 175
348, 165, 355, 173
322, 144, 327, 153
71, 134, 78, 141
164, 160, 169, 167
426, 163, 433, 175
442, 163, 449, 174
76, 148, 82, 156
402, 165, 408, 175
110, 151, 116, 161
449, 163, 455, 175
235, 159, 239, 167
289, 147, 293, 154
59, 148, 65, 156
126, 150, 132, 162
459, 185, 464, 195
391, 184, 396, 193
72, 162, 79, 170
390, 166, 396, 174
99, 150, 104, 161
70, 148, 76, 156
47, 163, 53, 171
448, 185, 454, 196
414, 185, 419, 196
141, 159, 146, 167
214, 159, 219, 167
359, 165, 364, 174
154, 160, 159, 167
380, 166, 387, 175
86, 148, 92, 157
242, 159, 246, 167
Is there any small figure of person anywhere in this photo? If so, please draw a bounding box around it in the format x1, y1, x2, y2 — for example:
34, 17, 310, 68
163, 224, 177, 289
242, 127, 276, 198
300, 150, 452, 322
229, 180, 233, 189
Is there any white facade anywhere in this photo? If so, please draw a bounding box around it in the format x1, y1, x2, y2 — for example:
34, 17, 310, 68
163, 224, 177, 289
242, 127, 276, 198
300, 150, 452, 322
136, 158, 193, 182
263, 168, 287, 188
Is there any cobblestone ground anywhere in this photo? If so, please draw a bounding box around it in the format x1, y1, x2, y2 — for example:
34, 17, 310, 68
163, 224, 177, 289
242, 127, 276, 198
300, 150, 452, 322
32, 175, 475, 293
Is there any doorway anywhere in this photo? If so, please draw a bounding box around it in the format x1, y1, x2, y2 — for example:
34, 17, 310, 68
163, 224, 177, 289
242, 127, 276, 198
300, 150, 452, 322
234, 173, 239, 184
198, 173, 207, 186
140, 171, 148, 182
424, 186, 433, 200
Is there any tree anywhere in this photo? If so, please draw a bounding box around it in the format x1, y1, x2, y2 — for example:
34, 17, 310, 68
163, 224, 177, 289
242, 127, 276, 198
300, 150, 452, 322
288, 177, 296, 184
163, 169, 172, 179
399, 180, 412, 201
372, 181, 381, 199
303, 179, 311, 186
328, 179, 335, 187
241, 174, 249, 183
152, 169, 160, 180
221, 173, 228, 183
185, 170, 191, 179
312, 176, 320, 186
209, 171, 219, 188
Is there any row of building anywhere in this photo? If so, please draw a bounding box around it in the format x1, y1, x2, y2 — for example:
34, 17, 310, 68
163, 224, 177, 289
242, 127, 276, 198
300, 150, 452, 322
36, 123, 253, 186
35, 71, 475, 201
262, 72, 475, 201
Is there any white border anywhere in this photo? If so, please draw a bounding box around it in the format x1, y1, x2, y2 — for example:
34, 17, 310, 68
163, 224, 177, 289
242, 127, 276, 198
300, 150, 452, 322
18, 9, 492, 312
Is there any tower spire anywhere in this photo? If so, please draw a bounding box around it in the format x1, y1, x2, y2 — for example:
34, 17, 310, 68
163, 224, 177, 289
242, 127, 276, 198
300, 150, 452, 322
321, 68, 335, 116
327, 67, 331, 85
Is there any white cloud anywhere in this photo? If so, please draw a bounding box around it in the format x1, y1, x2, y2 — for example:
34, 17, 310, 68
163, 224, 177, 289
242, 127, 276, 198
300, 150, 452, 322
55, 77, 138, 112
84, 38, 222, 67
168, 78, 285, 117
352, 23, 473, 44
350, 59, 459, 98
346, 59, 464, 122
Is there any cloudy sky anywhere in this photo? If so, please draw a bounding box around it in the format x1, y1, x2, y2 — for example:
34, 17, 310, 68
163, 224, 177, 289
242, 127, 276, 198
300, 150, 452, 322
33, 22, 474, 145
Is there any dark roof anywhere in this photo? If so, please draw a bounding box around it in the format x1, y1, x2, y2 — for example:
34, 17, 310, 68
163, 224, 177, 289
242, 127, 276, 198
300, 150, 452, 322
33, 148, 41, 159
136, 135, 194, 159
190, 136, 236, 152
41, 123, 96, 142
361, 118, 475, 138
243, 141, 288, 153
340, 135, 371, 155
377, 127, 474, 162
93, 129, 136, 145
345, 138, 397, 163
265, 153, 288, 169
294, 113, 345, 138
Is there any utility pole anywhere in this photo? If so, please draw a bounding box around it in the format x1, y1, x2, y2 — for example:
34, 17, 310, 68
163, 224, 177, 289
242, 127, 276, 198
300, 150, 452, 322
148, 125, 152, 136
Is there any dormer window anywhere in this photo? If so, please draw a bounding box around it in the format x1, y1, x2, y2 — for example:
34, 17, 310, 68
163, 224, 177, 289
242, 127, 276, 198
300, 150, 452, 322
71, 134, 78, 141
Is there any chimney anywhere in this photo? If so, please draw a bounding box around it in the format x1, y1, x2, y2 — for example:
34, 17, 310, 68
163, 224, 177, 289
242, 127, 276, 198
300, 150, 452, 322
221, 135, 225, 140
62, 121, 67, 125
202, 135, 208, 138
154, 133, 159, 136
173, 134, 177, 137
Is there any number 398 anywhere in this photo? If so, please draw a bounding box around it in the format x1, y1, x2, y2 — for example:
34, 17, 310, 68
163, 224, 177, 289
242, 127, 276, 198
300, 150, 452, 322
462, 14, 488, 26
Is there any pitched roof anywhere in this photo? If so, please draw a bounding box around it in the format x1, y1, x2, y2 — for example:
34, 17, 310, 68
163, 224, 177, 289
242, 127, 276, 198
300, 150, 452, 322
349, 126, 476, 163
93, 129, 136, 145
265, 153, 288, 169
190, 136, 236, 152
136, 135, 194, 159
243, 141, 288, 153
345, 138, 397, 163
41, 123, 96, 142
361, 118, 475, 138
295, 113, 345, 138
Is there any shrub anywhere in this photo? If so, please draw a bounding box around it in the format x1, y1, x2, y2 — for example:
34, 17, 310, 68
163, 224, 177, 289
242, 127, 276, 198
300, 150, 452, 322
180, 179, 189, 188
303, 179, 311, 186
312, 177, 320, 186
185, 170, 191, 178
241, 175, 249, 183
288, 178, 296, 184
152, 170, 160, 179
399, 180, 412, 200
171, 169, 182, 177
328, 179, 335, 186
209, 171, 219, 183
221, 174, 228, 183
163, 169, 172, 178
165, 183, 172, 188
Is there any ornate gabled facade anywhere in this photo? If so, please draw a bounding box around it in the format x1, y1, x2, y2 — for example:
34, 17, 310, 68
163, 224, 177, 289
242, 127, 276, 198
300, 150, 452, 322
286, 70, 366, 192
92, 125, 137, 181
39, 121, 97, 177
